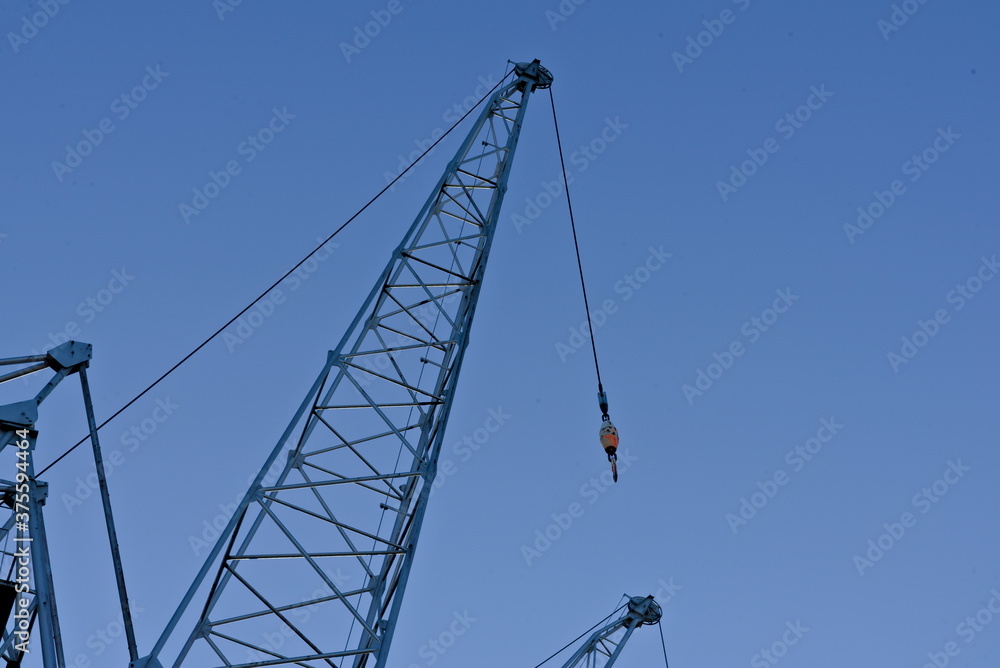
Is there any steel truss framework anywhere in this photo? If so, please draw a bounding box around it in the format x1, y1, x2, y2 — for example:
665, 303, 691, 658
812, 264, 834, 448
0, 342, 138, 667
144, 61, 554, 668
560, 595, 662, 668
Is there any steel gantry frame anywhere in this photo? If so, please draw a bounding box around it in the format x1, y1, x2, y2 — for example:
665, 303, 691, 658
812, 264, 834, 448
140, 60, 554, 668
0, 341, 138, 667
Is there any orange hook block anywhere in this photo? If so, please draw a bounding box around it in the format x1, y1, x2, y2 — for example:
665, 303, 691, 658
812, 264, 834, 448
599, 420, 619, 456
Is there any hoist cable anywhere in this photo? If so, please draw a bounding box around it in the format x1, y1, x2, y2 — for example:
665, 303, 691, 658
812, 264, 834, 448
658, 619, 671, 668
36, 69, 515, 477
548, 88, 605, 394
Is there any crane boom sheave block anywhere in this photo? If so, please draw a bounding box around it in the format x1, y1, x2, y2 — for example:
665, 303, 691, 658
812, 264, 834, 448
560, 595, 662, 668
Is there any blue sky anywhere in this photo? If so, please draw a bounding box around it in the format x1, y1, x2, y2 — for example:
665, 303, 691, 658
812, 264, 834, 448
2, 0, 999, 666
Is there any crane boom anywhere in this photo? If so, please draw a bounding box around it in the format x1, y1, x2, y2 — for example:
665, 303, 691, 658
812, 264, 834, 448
560, 595, 662, 668
140, 59, 553, 668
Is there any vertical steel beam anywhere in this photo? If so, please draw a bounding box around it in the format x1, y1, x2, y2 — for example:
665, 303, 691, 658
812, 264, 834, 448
25, 432, 65, 667
79, 366, 139, 663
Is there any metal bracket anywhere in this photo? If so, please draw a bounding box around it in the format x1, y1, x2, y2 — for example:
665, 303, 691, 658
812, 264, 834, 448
44, 341, 92, 372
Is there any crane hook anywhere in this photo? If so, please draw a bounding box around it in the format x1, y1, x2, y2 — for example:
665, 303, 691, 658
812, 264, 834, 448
597, 387, 619, 483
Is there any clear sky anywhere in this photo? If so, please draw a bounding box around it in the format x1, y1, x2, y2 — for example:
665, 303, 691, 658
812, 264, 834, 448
2, 0, 999, 666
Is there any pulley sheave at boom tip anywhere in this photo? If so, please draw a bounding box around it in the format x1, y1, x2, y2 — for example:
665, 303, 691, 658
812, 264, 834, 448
548, 594, 663, 668
512, 59, 554, 89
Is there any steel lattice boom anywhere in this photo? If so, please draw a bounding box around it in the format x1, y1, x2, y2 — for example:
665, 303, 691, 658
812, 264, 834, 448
141, 60, 553, 668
